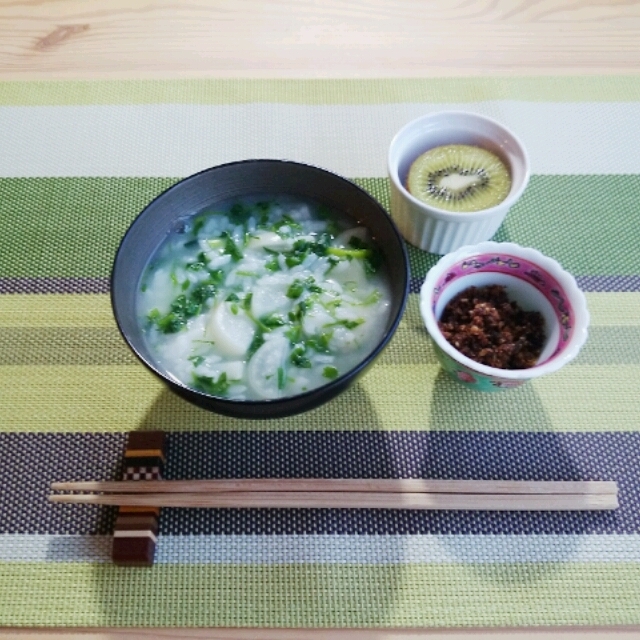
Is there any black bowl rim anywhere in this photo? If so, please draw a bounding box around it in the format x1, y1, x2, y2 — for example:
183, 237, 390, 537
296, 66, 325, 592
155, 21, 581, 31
111, 158, 410, 413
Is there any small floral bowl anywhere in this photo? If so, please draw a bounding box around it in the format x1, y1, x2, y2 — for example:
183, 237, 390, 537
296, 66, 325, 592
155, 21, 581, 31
419, 242, 589, 391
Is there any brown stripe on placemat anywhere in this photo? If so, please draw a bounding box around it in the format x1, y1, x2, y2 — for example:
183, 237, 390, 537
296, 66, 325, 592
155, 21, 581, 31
0, 277, 110, 294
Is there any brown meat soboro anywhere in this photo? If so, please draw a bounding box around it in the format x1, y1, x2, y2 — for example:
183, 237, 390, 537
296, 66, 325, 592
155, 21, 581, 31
438, 284, 546, 370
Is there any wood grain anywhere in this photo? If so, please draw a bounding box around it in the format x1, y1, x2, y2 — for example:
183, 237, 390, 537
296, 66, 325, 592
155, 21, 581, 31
50, 479, 620, 495
1, 0, 640, 79
48, 490, 620, 510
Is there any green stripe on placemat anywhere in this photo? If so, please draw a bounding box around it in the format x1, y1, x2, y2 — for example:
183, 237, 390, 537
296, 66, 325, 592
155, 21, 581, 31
1, 323, 638, 367
2, 291, 638, 327
0, 177, 177, 278
1, 176, 640, 278
0, 294, 114, 327
2, 295, 639, 434
2, 293, 639, 365
2, 77, 640, 106
358, 176, 640, 279
1, 562, 639, 627
2, 361, 638, 433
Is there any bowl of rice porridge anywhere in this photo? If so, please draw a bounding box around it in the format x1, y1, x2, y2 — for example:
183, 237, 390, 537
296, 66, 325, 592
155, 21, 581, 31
111, 160, 409, 419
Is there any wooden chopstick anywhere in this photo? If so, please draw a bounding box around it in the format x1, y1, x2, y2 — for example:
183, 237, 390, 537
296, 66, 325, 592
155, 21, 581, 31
50, 478, 619, 496
50, 479, 618, 510
49, 490, 618, 510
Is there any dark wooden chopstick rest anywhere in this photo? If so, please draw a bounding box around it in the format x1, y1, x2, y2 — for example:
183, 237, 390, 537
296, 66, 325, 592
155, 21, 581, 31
112, 430, 165, 567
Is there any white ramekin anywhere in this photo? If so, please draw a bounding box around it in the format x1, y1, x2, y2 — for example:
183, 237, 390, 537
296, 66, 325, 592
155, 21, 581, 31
388, 111, 530, 255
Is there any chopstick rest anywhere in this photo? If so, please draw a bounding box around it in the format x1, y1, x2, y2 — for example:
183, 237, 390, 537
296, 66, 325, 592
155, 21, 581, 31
112, 430, 165, 567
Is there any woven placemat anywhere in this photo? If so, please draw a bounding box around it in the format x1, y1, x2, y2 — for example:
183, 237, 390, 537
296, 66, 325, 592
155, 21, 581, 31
1, 77, 639, 628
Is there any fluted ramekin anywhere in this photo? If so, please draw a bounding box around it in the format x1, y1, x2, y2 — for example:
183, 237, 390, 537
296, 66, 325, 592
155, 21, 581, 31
388, 111, 530, 255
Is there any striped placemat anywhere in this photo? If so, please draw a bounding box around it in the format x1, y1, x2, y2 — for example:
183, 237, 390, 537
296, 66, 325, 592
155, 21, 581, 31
1, 77, 639, 629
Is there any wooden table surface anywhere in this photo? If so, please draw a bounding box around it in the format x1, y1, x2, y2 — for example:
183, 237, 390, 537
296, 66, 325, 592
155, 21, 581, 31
1, 0, 640, 79
1, 1, 639, 638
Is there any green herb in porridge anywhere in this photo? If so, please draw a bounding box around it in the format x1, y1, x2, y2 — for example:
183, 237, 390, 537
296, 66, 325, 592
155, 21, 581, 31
138, 196, 392, 400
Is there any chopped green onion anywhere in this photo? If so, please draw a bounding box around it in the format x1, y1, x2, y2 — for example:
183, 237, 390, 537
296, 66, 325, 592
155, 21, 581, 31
247, 331, 266, 359
277, 367, 286, 390
322, 366, 339, 380
221, 231, 243, 261
324, 318, 365, 330
286, 279, 305, 299
290, 344, 312, 368
261, 313, 287, 329
193, 372, 231, 397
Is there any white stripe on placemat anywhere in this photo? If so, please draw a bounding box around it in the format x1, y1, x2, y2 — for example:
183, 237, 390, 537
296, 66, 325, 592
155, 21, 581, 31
2, 534, 640, 564
0, 102, 639, 178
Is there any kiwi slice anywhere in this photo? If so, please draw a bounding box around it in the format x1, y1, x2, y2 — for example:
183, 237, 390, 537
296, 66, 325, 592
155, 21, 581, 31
407, 144, 511, 212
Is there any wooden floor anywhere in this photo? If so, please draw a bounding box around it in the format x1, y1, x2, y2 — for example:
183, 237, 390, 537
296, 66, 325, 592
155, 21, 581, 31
1, 0, 640, 79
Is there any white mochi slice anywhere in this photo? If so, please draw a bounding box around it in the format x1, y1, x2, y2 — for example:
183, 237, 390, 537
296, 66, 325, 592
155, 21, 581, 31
195, 359, 245, 382
251, 273, 295, 318
206, 254, 232, 270
247, 231, 294, 251
223, 360, 246, 381
329, 324, 368, 352
301, 302, 334, 335
334, 302, 365, 322
205, 302, 255, 358
247, 335, 290, 399
328, 257, 372, 296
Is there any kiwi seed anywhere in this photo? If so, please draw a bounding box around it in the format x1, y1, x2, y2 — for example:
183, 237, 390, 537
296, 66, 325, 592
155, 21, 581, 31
407, 144, 511, 212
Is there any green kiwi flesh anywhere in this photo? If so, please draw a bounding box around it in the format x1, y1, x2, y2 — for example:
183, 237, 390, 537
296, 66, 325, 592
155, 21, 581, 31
406, 144, 511, 212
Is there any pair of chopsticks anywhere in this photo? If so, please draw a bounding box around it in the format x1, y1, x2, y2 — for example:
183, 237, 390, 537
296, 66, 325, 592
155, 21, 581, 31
50, 479, 619, 511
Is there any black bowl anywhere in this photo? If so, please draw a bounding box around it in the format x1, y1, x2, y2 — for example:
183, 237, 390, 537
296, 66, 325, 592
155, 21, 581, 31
111, 160, 409, 419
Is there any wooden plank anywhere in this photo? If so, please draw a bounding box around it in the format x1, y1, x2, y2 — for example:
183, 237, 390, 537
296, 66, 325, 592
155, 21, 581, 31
1, 0, 640, 79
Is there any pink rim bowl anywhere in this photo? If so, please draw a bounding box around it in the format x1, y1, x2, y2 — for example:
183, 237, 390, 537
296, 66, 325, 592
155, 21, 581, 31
419, 242, 590, 391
